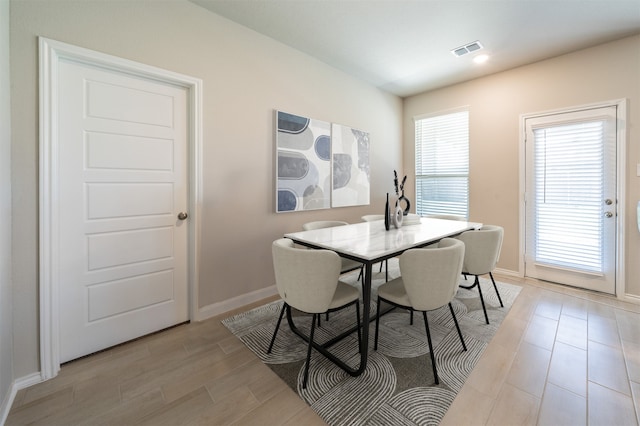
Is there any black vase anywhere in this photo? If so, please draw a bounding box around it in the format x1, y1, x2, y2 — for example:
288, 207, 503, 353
384, 193, 390, 231
398, 192, 411, 216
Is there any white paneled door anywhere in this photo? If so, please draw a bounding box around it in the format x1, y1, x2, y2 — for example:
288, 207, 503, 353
57, 58, 189, 362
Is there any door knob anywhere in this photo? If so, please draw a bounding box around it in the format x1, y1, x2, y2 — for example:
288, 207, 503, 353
605, 212, 613, 218
177, 212, 188, 220
605, 199, 613, 205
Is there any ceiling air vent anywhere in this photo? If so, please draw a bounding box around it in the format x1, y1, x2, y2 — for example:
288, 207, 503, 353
451, 41, 483, 57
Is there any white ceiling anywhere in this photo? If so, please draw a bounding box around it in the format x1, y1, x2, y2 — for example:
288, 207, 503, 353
190, 0, 640, 97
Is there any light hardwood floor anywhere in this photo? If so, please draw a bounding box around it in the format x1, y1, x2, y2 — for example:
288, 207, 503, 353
7, 274, 640, 425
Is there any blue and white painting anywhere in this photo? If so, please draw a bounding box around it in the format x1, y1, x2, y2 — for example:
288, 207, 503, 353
331, 123, 370, 207
276, 111, 331, 212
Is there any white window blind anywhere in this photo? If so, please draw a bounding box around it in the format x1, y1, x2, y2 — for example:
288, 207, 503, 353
533, 120, 605, 272
415, 110, 469, 217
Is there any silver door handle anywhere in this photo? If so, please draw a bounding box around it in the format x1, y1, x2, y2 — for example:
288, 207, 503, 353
177, 212, 188, 220
605, 212, 613, 218
605, 199, 613, 205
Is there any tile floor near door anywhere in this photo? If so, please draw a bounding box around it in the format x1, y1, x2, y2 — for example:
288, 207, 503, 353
442, 275, 640, 426
6, 274, 640, 425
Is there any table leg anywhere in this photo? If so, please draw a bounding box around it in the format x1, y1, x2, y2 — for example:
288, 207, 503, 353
357, 261, 372, 374
285, 261, 372, 377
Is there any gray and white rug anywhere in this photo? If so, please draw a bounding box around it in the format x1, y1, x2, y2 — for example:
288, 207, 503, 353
222, 259, 521, 426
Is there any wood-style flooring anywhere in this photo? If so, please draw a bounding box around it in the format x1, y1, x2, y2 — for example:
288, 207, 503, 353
7, 274, 640, 425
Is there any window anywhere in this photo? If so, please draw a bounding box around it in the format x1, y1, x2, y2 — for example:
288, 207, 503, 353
524, 105, 618, 294
414, 109, 469, 218
532, 121, 606, 272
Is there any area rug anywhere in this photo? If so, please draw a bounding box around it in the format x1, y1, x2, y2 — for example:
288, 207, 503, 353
222, 259, 521, 426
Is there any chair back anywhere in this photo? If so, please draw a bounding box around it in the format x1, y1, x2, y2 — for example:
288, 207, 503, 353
424, 214, 466, 221
361, 215, 385, 222
399, 238, 465, 311
272, 238, 341, 313
302, 220, 348, 231
457, 225, 504, 275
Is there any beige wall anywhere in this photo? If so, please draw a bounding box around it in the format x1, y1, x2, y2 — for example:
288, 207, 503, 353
1, 0, 14, 414
10, 0, 402, 378
403, 35, 640, 297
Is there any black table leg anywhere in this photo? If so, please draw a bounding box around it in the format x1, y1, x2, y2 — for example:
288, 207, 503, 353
285, 261, 372, 377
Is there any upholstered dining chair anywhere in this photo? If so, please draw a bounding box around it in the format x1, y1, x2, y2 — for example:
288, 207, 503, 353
302, 220, 364, 325
267, 238, 361, 389
456, 225, 504, 324
361, 214, 385, 222
424, 214, 466, 279
373, 238, 467, 385
424, 214, 466, 221
302, 221, 364, 280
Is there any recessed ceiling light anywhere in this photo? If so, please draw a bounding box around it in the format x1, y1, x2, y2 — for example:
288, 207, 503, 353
473, 54, 489, 64
451, 41, 483, 57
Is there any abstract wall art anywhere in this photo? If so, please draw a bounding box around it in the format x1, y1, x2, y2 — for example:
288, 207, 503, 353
276, 111, 331, 212
331, 123, 370, 208
275, 110, 370, 212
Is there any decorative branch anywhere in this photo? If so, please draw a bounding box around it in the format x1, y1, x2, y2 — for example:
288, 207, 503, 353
394, 170, 407, 195
393, 170, 399, 195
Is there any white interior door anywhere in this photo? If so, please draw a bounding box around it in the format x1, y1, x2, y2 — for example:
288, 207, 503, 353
524, 106, 617, 294
57, 58, 189, 362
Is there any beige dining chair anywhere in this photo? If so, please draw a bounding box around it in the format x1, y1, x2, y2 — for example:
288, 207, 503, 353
456, 225, 504, 324
373, 238, 467, 385
268, 238, 361, 389
361, 214, 385, 222
424, 214, 466, 221
302, 220, 364, 325
302, 221, 364, 280
424, 213, 467, 279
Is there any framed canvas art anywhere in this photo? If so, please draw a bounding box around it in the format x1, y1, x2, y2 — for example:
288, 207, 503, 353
331, 123, 370, 207
276, 111, 331, 212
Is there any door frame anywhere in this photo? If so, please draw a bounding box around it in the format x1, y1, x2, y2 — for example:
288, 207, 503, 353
518, 98, 627, 299
38, 37, 203, 380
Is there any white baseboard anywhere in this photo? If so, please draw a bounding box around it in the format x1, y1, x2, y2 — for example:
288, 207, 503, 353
622, 292, 640, 305
493, 267, 521, 278
0, 372, 43, 425
195, 285, 278, 322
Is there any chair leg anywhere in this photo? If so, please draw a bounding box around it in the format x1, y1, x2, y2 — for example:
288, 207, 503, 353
489, 272, 504, 307
374, 298, 382, 350
475, 275, 490, 324
385, 259, 388, 282
449, 303, 467, 351
422, 311, 439, 385
302, 313, 317, 389
267, 302, 287, 353
410, 309, 414, 325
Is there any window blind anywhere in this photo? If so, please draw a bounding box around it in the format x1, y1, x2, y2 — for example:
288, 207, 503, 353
415, 110, 469, 217
533, 120, 605, 273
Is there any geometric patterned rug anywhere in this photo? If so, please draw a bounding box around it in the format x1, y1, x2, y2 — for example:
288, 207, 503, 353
222, 258, 521, 426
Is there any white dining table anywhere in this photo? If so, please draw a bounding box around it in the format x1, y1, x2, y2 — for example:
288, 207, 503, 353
284, 216, 482, 377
